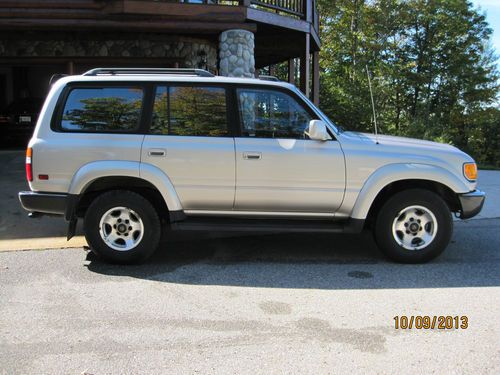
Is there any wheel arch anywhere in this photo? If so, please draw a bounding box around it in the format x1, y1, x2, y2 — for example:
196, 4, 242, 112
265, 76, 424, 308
350, 163, 467, 223
68, 161, 183, 221
365, 179, 460, 227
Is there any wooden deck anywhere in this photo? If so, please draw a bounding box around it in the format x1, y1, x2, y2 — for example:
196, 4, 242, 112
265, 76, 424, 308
0, 0, 320, 103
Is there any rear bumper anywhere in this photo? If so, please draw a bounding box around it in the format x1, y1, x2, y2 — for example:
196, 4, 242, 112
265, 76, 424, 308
458, 190, 485, 219
18, 191, 68, 216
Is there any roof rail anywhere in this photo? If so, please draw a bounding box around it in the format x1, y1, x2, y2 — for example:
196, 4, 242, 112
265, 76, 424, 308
258, 75, 280, 82
82, 68, 215, 78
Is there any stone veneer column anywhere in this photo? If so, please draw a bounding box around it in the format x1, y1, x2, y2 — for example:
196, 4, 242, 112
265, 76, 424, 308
218, 29, 255, 78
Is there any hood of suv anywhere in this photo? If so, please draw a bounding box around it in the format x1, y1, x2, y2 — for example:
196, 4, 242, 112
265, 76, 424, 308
343, 131, 457, 152
339, 130, 475, 170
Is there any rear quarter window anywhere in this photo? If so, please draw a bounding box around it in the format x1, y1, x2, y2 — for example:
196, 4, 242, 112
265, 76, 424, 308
58, 86, 144, 132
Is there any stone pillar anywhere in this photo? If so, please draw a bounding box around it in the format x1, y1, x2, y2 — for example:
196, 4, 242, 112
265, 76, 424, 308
219, 29, 255, 78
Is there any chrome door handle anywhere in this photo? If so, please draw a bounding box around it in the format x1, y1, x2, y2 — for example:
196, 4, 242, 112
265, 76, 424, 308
243, 152, 262, 160
148, 149, 166, 157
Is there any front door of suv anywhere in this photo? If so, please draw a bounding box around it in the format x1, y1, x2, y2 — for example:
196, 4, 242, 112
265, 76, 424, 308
141, 85, 235, 210
234, 87, 345, 213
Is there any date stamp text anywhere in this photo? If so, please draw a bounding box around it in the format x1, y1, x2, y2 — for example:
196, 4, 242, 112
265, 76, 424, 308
393, 315, 468, 330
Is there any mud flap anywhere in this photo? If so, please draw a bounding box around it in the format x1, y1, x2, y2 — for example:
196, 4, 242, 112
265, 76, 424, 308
67, 218, 77, 241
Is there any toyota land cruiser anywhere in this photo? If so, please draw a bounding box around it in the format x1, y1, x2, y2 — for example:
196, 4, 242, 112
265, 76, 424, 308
19, 68, 485, 264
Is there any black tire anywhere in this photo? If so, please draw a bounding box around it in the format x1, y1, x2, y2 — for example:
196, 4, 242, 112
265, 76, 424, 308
374, 189, 453, 263
84, 190, 161, 264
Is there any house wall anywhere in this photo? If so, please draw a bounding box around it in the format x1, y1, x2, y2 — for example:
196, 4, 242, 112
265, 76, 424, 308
0, 33, 219, 73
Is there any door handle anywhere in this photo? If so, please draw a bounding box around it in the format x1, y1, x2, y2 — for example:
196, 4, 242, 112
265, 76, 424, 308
148, 148, 166, 157
243, 152, 262, 160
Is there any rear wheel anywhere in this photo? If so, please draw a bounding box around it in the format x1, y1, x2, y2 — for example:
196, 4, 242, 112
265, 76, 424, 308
374, 189, 453, 263
84, 190, 161, 264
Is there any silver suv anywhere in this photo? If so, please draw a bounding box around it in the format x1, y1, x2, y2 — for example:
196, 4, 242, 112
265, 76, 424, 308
19, 68, 485, 264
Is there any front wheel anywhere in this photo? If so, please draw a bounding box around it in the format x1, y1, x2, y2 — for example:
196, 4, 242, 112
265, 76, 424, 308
84, 190, 161, 264
374, 189, 453, 263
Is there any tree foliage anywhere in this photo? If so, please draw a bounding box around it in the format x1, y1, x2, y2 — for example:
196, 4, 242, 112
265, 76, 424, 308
317, 0, 499, 166
151, 87, 228, 137
63, 97, 142, 131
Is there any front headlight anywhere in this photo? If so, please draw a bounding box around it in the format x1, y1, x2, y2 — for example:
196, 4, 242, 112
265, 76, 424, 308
463, 162, 477, 181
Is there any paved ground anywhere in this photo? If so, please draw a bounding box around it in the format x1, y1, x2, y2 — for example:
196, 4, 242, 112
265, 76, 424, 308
0, 150, 499, 374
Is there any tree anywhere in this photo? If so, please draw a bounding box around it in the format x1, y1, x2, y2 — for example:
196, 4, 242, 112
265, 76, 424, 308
317, 0, 499, 166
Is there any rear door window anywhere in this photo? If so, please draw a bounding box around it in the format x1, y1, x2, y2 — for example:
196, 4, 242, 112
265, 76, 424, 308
151, 86, 228, 137
60, 86, 144, 132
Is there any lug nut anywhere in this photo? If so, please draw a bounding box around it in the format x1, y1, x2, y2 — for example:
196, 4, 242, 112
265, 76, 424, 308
128, 226, 132, 230
118, 219, 121, 223
125, 220, 129, 224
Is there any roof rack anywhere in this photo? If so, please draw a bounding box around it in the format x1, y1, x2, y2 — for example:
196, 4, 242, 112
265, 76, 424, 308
258, 75, 280, 82
82, 68, 215, 78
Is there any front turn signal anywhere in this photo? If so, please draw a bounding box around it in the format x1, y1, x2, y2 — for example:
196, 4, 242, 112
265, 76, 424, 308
463, 162, 477, 181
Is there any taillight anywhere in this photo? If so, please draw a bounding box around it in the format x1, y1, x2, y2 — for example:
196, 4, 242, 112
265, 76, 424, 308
26, 147, 33, 182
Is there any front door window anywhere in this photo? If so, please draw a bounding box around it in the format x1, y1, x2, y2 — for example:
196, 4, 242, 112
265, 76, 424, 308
237, 88, 313, 139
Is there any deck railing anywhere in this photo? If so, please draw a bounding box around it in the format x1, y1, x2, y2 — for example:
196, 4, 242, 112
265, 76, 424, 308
249, 0, 305, 17
174, 1, 317, 28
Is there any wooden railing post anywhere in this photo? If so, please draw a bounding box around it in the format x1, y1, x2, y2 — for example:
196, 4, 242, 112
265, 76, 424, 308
239, 0, 251, 6
305, 0, 312, 23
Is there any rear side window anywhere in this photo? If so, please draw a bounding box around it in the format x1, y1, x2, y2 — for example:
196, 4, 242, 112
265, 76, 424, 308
60, 87, 144, 132
151, 86, 228, 137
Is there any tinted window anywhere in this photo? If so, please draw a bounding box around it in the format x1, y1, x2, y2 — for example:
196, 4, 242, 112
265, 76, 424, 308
237, 89, 313, 139
151, 86, 228, 137
61, 87, 143, 132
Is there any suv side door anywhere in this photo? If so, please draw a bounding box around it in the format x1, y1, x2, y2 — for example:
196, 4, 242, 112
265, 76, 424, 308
234, 87, 345, 213
141, 84, 235, 210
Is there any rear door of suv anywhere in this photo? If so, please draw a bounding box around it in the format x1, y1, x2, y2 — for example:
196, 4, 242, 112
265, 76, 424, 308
141, 83, 235, 210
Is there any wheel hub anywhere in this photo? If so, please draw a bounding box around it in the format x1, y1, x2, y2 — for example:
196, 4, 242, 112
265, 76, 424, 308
409, 222, 419, 233
117, 223, 126, 233
392, 205, 438, 251
98, 206, 144, 251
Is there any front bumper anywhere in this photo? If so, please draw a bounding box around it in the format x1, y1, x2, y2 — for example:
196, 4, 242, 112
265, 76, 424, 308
458, 189, 485, 219
18, 191, 68, 216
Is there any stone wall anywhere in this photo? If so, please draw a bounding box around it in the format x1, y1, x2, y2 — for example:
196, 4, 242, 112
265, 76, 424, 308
0, 34, 218, 72
219, 29, 255, 78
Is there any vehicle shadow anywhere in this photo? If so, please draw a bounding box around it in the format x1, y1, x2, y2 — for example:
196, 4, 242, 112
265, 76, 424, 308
85, 219, 500, 290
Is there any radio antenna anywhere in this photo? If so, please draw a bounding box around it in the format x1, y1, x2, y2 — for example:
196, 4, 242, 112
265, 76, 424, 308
366, 65, 379, 144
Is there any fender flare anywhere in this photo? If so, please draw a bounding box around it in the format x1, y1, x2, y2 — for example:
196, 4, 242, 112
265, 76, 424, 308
350, 163, 470, 219
68, 160, 183, 212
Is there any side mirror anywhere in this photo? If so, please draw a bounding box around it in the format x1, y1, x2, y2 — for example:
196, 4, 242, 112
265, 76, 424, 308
305, 120, 332, 141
